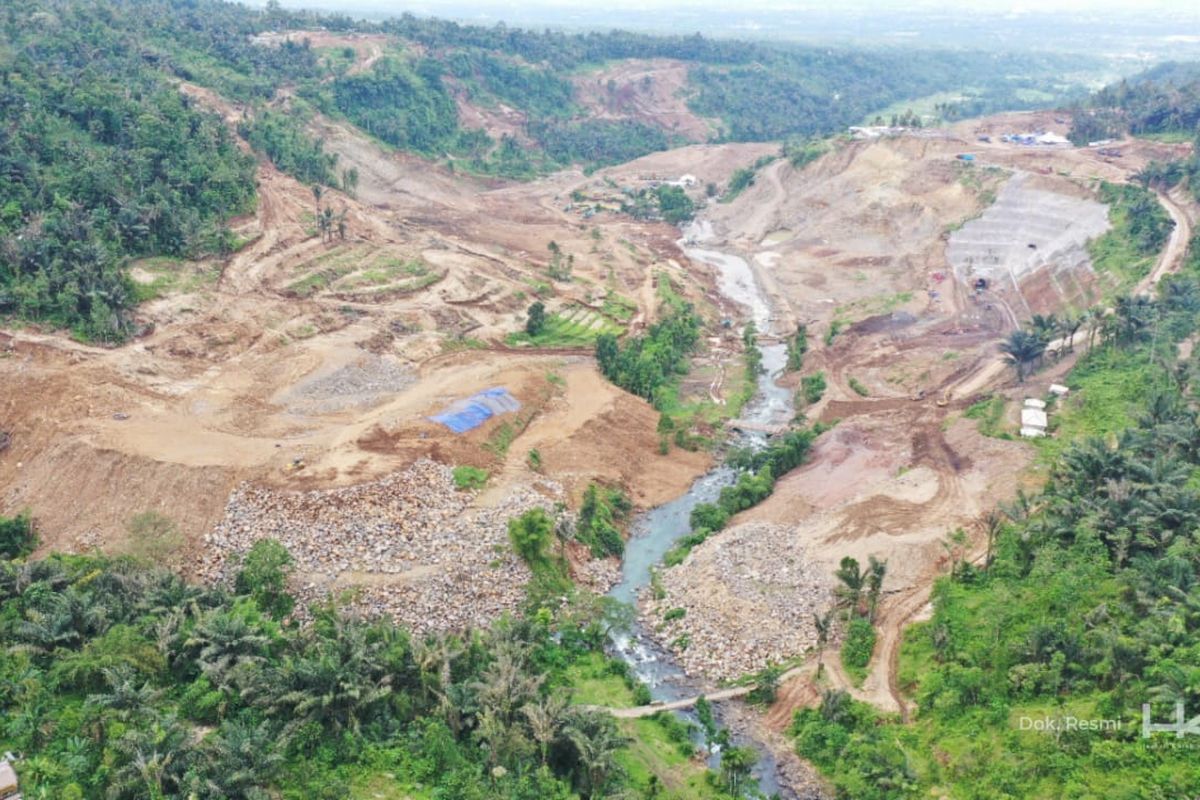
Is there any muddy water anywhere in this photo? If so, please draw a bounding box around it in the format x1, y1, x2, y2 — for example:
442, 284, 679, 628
606, 232, 797, 796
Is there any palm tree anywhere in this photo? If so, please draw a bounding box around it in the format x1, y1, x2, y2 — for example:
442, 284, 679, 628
834, 556, 867, 617
813, 610, 834, 677
258, 619, 392, 736
720, 745, 759, 795
522, 692, 569, 765
565, 711, 630, 799
1000, 329, 1046, 382
865, 556, 888, 622
1030, 314, 1059, 343
105, 715, 192, 800
1113, 295, 1156, 347
192, 719, 284, 798
978, 511, 1003, 568
472, 648, 543, 726
1059, 314, 1084, 353
183, 608, 271, 690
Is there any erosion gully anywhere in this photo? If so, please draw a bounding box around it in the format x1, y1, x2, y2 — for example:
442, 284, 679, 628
606, 223, 797, 797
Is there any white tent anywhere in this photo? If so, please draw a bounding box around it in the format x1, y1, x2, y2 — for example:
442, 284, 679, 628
1020, 407, 1048, 438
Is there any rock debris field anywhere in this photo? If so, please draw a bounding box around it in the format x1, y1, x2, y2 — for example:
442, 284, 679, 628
197, 459, 566, 633
641, 522, 833, 681
281, 354, 415, 414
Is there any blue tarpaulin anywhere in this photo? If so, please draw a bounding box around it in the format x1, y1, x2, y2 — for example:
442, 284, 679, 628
430, 387, 521, 434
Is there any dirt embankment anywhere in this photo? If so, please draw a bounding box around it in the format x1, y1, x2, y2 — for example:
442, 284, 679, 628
641, 114, 1195, 704
0, 76, 724, 580
572, 59, 718, 142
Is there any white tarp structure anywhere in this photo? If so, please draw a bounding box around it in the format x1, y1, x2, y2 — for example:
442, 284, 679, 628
1049, 383, 1070, 396
1021, 407, 1048, 438
1024, 398, 1047, 410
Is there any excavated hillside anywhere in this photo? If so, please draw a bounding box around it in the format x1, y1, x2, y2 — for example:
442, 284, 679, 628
638, 115, 1196, 709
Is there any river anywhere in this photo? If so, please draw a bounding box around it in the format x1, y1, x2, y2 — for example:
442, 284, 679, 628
606, 225, 797, 796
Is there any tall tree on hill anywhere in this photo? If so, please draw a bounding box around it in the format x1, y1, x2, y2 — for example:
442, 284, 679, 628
1000, 329, 1046, 382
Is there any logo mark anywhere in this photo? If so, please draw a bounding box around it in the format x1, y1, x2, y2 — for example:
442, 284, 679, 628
1143, 703, 1200, 738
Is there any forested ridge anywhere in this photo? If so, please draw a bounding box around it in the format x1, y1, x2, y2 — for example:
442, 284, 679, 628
0, 0, 1112, 339
1069, 61, 1200, 145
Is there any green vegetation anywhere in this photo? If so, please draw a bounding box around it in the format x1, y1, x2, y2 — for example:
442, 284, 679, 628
963, 394, 1010, 439
848, 377, 870, 397
601, 291, 637, 323
125, 510, 184, 567
785, 323, 808, 371
511, 305, 624, 348
595, 303, 700, 402
239, 107, 338, 187
1069, 63, 1200, 146
530, 119, 672, 172
0, 542, 689, 799
666, 429, 820, 565
0, 513, 34, 560
782, 137, 830, 169
0, 0, 1106, 340
233, 539, 295, 620
721, 154, 776, 202
509, 507, 554, 565
0, 1, 260, 340
526, 300, 547, 335
841, 618, 877, 683
655, 185, 696, 225
825, 319, 845, 346
688, 50, 1095, 142
800, 372, 827, 406
792, 265, 1200, 799
576, 483, 632, 558
1088, 181, 1174, 291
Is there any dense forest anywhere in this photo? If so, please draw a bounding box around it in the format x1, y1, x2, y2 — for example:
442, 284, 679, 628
1069, 62, 1200, 144
793, 256, 1200, 797
0, 535, 675, 799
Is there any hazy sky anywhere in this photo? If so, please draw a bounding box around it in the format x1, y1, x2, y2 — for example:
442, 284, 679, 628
279, 0, 1200, 12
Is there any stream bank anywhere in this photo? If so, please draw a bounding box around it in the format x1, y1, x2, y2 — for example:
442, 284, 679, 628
606, 224, 821, 798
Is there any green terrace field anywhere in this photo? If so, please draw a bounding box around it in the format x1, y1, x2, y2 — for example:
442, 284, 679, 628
279, 245, 445, 301
507, 304, 625, 347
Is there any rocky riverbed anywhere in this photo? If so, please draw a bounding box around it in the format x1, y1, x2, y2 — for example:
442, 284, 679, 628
641, 522, 833, 681
196, 459, 586, 633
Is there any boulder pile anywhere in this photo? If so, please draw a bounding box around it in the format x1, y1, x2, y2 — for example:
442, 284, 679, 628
641, 522, 832, 681
197, 459, 565, 633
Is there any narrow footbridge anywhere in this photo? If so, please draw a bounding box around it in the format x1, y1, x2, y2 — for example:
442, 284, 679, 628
592, 685, 755, 719
727, 420, 789, 435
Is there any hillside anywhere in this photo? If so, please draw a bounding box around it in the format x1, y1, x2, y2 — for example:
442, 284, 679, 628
0, 0, 1104, 340
4, 1, 1200, 798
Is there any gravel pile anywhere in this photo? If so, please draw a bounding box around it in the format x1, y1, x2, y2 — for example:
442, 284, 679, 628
641, 522, 832, 681
197, 460, 565, 633
284, 354, 415, 414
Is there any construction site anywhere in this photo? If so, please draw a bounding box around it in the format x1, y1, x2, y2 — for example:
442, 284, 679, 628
1, 34, 1196, 758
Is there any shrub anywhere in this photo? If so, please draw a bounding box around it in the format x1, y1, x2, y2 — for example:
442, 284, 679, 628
801, 372, 827, 405
576, 483, 631, 558
509, 508, 553, 565
235, 538, 295, 619
842, 618, 877, 679
848, 377, 870, 397
452, 465, 489, 489
526, 301, 546, 335
0, 513, 35, 559
126, 511, 183, 565
689, 503, 729, 533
